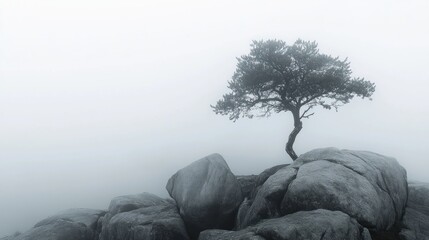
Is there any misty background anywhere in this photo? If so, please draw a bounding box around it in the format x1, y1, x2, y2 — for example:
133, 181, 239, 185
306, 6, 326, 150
1, 0, 428, 237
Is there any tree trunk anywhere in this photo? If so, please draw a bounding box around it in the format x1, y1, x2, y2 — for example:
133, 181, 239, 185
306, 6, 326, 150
285, 110, 302, 161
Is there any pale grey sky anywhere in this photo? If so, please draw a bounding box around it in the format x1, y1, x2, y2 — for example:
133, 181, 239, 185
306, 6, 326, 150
1, 0, 429, 237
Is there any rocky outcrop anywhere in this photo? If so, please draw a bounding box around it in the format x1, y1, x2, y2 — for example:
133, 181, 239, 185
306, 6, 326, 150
4, 148, 423, 240
240, 148, 408, 232
400, 181, 429, 240
99, 192, 189, 240
166, 153, 243, 238
200, 209, 372, 240
5, 208, 105, 240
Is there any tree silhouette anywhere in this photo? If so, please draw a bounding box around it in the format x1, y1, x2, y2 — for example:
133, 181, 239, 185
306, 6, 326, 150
212, 39, 375, 160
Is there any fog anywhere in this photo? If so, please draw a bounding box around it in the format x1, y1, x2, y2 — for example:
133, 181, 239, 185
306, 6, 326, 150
1, 0, 428, 237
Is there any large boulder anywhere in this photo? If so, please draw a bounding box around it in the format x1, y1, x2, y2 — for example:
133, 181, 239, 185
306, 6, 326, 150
235, 164, 289, 229
7, 208, 105, 240
238, 166, 297, 229
236, 164, 288, 200
240, 148, 408, 231
166, 153, 243, 238
400, 181, 429, 240
200, 209, 372, 240
99, 192, 189, 240
253, 164, 289, 192
100, 192, 170, 225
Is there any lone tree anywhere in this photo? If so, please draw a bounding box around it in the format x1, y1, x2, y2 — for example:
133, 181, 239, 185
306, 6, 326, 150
212, 39, 375, 160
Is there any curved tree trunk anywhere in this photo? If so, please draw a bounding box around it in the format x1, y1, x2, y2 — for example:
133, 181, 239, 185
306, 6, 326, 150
285, 110, 302, 161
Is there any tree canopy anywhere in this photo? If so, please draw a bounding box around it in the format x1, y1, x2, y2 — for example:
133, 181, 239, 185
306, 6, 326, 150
212, 39, 375, 160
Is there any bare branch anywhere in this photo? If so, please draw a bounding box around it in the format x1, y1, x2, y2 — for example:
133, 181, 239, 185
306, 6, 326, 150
301, 112, 315, 119
300, 105, 315, 119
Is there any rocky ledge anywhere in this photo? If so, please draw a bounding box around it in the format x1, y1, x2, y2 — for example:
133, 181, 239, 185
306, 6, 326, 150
2, 148, 429, 240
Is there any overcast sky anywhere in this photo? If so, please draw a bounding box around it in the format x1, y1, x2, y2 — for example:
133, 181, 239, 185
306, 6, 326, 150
1, 0, 429, 237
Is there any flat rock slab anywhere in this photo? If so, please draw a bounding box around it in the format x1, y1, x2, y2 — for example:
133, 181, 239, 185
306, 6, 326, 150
200, 209, 372, 240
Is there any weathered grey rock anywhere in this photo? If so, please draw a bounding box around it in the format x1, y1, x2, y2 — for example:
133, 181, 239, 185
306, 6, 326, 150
100, 192, 189, 240
235, 164, 289, 229
400, 181, 429, 240
13, 220, 94, 240
102, 204, 189, 240
238, 167, 297, 229
199, 229, 265, 240
254, 164, 289, 190
235, 198, 252, 230
236, 164, 288, 201
35, 208, 105, 230
283, 148, 407, 230
240, 148, 408, 231
236, 175, 258, 199
100, 192, 171, 227
200, 209, 372, 240
107, 192, 169, 216
8, 208, 105, 240
282, 160, 391, 229
166, 153, 243, 238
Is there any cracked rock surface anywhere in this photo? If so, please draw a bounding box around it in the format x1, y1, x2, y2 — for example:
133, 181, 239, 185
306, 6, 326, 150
240, 148, 408, 231
99, 192, 189, 240
200, 209, 372, 240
